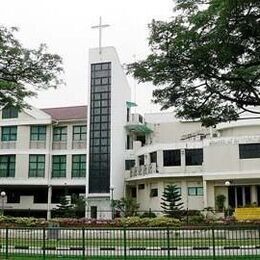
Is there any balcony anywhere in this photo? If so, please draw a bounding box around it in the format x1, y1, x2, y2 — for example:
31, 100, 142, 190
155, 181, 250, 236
0, 141, 16, 149
72, 140, 86, 149
52, 141, 67, 150
125, 113, 153, 135
30, 141, 46, 149
130, 163, 157, 178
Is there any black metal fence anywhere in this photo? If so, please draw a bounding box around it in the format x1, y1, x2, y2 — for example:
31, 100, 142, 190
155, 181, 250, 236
0, 226, 259, 259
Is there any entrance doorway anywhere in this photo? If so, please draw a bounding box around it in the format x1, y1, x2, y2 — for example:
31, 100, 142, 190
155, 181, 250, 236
228, 186, 251, 208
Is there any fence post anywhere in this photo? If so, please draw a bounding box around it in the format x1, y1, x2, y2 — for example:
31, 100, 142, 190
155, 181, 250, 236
123, 227, 127, 260
167, 226, 170, 259
82, 228, 85, 258
43, 227, 46, 260
212, 227, 216, 260
5, 227, 8, 259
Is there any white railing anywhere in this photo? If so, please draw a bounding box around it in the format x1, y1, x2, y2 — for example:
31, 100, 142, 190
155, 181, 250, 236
130, 163, 157, 177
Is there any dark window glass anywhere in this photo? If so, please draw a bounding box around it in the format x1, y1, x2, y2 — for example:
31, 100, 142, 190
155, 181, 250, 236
125, 160, 135, 170
89, 62, 111, 193
1, 126, 17, 141
29, 155, 45, 177
131, 187, 137, 198
139, 155, 144, 166
73, 125, 87, 141
72, 154, 86, 178
245, 186, 251, 205
0, 155, 15, 177
53, 127, 67, 141
185, 149, 203, 165
138, 184, 145, 190
239, 143, 260, 159
52, 155, 66, 178
150, 188, 158, 197
163, 150, 181, 166
150, 152, 157, 164
2, 106, 18, 119
30, 125, 46, 141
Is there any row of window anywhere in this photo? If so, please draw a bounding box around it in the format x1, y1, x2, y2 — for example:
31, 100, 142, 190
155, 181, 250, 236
132, 143, 260, 169
0, 155, 86, 178
136, 185, 203, 197
1, 125, 86, 142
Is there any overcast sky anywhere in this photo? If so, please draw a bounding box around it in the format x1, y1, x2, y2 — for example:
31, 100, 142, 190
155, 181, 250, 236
1, 0, 174, 114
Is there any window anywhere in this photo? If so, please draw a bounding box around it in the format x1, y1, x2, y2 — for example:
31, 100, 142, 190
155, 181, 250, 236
30, 125, 46, 141
150, 152, 157, 164
185, 149, 203, 165
163, 150, 181, 166
150, 188, 158, 197
125, 160, 135, 170
73, 125, 87, 141
131, 187, 137, 198
1, 126, 17, 141
188, 187, 203, 196
138, 184, 145, 190
0, 155, 15, 177
139, 155, 144, 166
239, 143, 260, 159
29, 155, 45, 177
72, 154, 86, 178
2, 106, 18, 119
53, 127, 67, 141
52, 155, 66, 178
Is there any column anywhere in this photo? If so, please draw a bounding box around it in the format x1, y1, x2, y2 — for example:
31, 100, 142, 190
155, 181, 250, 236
47, 185, 52, 220
251, 185, 258, 205
203, 180, 208, 208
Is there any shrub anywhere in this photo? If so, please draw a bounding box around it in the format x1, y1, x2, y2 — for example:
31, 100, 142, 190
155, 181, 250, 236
140, 211, 157, 218
148, 216, 180, 227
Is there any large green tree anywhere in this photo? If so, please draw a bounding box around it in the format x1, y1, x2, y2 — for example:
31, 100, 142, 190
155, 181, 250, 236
0, 26, 64, 108
128, 0, 260, 126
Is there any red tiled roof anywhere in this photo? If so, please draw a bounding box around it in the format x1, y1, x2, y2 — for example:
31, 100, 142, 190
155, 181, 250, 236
41, 106, 87, 121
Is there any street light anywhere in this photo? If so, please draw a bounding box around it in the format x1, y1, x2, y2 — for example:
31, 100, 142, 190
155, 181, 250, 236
1, 191, 6, 216
225, 181, 231, 216
110, 186, 115, 219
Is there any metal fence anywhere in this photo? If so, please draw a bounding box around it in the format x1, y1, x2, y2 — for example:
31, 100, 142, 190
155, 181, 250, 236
0, 226, 259, 259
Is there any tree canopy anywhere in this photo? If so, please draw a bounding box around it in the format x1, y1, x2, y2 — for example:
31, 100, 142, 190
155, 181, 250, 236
0, 26, 64, 109
128, 0, 260, 126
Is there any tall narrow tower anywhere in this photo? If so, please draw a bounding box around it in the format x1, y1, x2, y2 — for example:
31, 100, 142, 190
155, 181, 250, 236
86, 47, 131, 219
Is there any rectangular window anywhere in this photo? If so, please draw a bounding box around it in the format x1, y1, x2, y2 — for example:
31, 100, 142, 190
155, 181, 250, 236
53, 127, 67, 141
1, 126, 17, 141
239, 143, 260, 159
2, 106, 18, 119
139, 155, 144, 166
72, 154, 86, 178
163, 150, 181, 166
30, 125, 46, 141
188, 187, 203, 196
0, 155, 15, 177
150, 152, 157, 164
150, 188, 158, 197
138, 184, 145, 190
52, 155, 66, 178
73, 125, 87, 141
185, 149, 203, 165
29, 155, 45, 177
125, 160, 135, 170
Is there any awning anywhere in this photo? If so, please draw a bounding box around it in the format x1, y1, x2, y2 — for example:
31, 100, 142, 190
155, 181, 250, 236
126, 101, 138, 108
125, 124, 153, 134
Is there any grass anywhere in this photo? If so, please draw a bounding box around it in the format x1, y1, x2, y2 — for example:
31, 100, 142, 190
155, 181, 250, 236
0, 238, 259, 248
3, 255, 260, 260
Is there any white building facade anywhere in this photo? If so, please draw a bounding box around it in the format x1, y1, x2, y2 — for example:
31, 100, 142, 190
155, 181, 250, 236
0, 46, 260, 218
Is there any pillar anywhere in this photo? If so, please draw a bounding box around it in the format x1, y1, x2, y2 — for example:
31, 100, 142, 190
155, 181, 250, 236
47, 185, 52, 220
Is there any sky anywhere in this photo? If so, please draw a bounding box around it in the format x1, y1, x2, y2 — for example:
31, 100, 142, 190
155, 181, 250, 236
1, 0, 174, 115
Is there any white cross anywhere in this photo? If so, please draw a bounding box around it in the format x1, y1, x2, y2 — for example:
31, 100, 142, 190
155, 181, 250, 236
91, 17, 110, 55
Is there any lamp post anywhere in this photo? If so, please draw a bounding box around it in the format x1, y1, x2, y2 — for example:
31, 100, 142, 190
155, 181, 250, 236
225, 181, 231, 216
1, 191, 6, 216
110, 186, 114, 219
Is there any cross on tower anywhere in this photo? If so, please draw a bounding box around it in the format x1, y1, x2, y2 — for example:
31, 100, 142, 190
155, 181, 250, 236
91, 17, 110, 55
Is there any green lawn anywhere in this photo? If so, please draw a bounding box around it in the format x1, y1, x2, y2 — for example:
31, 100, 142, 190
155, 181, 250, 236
0, 238, 259, 248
